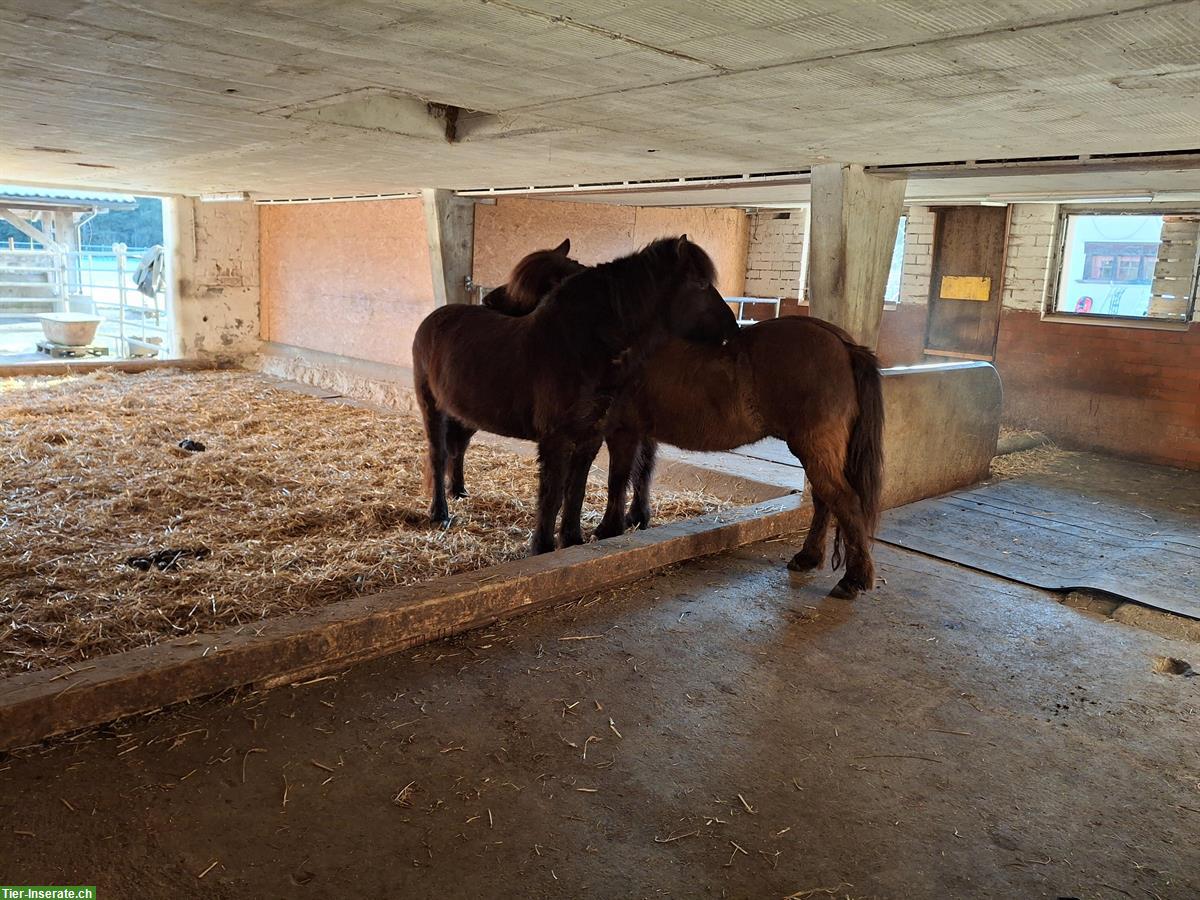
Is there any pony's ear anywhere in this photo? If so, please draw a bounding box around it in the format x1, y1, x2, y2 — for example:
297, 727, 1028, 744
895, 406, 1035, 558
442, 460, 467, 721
553, 238, 571, 256
676, 234, 700, 271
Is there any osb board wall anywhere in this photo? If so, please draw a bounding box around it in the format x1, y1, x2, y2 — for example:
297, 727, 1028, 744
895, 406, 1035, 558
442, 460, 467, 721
473, 197, 748, 298
631, 206, 749, 298
260, 199, 432, 368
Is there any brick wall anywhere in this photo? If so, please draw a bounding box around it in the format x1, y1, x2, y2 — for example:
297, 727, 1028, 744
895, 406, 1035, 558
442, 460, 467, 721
898, 206, 935, 306
991, 203, 1200, 469
1002, 204, 1057, 311
743, 209, 805, 299
737, 199, 1198, 468
872, 205, 937, 366
740, 205, 933, 366
996, 310, 1200, 469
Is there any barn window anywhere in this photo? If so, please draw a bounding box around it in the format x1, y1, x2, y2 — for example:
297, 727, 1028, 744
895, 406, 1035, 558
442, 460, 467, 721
883, 214, 907, 304
1050, 209, 1200, 322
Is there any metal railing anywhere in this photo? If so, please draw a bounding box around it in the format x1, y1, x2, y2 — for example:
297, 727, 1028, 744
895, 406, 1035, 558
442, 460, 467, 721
0, 243, 171, 358
727, 296, 782, 325
0, 248, 67, 317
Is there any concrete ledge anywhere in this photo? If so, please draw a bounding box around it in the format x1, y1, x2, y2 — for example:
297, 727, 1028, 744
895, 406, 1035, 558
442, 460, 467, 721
0, 495, 807, 752
254, 342, 417, 413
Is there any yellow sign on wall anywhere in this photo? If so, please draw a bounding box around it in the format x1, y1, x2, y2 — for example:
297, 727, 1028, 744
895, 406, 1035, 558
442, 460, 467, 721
940, 275, 991, 302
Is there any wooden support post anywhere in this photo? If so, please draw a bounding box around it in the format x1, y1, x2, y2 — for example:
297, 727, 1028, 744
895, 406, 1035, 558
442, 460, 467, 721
0, 207, 62, 251
422, 188, 475, 305
807, 163, 907, 348
51, 209, 81, 297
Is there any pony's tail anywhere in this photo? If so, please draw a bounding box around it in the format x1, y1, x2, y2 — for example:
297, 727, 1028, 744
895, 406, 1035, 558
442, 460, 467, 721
832, 341, 885, 570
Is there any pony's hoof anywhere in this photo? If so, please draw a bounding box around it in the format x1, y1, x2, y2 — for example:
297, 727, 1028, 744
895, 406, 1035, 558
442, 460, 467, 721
429, 509, 450, 526
529, 537, 556, 556
558, 531, 585, 548
594, 521, 624, 541
787, 551, 823, 572
449, 487, 468, 500
624, 510, 651, 531
829, 576, 868, 600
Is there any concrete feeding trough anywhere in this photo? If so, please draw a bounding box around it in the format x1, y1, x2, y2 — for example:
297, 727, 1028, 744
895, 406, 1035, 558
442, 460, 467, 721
38, 312, 103, 347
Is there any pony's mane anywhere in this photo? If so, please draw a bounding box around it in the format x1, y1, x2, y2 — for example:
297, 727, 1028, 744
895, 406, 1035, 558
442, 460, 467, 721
542, 236, 717, 313
528, 236, 720, 358
637, 236, 717, 285
508, 249, 585, 311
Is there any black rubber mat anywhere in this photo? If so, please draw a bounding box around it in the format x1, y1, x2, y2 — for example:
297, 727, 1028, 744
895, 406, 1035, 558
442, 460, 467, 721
878, 453, 1200, 619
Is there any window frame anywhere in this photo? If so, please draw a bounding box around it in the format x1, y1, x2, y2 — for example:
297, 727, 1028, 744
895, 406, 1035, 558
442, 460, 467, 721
1047, 205, 1200, 326
882, 213, 908, 307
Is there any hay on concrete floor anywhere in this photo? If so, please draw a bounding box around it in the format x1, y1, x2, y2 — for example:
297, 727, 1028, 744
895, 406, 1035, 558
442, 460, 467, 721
0, 370, 725, 676
989, 440, 1067, 480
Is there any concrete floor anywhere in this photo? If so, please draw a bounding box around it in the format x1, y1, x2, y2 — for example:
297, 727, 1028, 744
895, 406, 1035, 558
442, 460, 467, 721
2, 538, 1197, 899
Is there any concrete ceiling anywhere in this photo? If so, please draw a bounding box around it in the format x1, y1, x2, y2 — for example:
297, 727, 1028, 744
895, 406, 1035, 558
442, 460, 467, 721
3, 0, 1200, 199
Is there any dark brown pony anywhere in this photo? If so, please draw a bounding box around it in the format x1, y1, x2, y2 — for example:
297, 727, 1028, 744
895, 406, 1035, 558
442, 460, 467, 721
411, 236, 738, 556
479, 245, 885, 599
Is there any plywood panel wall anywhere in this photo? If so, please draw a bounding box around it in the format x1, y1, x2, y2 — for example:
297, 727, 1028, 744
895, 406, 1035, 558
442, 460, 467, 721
473, 197, 747, 297
260, 199, 433, 368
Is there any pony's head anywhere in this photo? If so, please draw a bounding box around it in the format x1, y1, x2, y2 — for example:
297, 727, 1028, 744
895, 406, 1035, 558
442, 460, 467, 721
649, 235, 739, 346
482, 239, 585, 315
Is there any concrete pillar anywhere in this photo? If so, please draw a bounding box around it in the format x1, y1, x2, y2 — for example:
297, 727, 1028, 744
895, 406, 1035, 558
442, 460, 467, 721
166, 196, 261, 360
422, 188, 475, 305
807, 163, 907, 348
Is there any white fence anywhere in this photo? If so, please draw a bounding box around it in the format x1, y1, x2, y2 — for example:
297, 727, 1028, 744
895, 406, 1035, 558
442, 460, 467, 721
0, 244, 171, 358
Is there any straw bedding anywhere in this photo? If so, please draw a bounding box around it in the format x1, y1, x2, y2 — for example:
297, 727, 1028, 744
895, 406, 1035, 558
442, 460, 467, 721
990, 426, 1067, 480
0, 370, 726, 676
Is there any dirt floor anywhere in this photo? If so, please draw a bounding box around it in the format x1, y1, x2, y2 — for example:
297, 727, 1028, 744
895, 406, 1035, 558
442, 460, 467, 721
0, 370, 722, 674
2, 536, 1198, 899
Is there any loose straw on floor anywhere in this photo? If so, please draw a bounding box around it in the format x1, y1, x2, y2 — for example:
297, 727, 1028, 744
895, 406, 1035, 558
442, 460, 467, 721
0, 370, 725, 676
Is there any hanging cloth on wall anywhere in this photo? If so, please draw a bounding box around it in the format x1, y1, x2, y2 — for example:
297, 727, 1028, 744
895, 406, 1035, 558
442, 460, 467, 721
134, 244, 165, 299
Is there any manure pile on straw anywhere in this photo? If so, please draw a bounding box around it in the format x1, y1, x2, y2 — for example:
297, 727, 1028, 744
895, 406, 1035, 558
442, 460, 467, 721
0, 371, 726, 675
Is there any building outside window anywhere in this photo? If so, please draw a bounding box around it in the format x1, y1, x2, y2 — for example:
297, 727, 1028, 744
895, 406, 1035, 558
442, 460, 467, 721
1051, 210, 1200, 321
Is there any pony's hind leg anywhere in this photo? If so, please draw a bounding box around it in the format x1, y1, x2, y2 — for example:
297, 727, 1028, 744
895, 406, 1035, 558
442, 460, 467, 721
786, 436, 874, 598
625, 438, 658, 530
596, 430, 640, 540
559, 435, 603, 547
415, 370, 450, 524
787, 494, 831, 572
444, 418, 475, 499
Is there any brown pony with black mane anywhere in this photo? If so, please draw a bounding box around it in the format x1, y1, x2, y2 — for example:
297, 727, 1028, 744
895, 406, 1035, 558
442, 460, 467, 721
412, 236, 738, 556
476, 242, 885, 599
